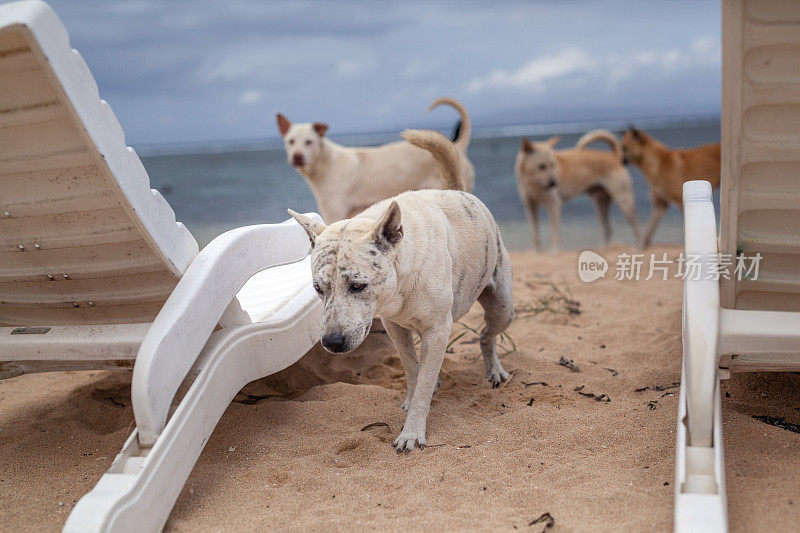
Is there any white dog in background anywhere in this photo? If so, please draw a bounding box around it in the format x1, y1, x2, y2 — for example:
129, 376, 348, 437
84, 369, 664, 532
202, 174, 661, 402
277, 98, 475, 223
289, 129, 513, 452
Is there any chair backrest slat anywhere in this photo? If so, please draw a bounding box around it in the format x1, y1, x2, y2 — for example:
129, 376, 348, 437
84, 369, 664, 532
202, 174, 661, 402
720, 0, 800, 312
0, 2, 198, 326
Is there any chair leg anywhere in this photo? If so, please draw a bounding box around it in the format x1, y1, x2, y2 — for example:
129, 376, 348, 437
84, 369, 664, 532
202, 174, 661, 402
64, 300, 321, 532
675, 180, 727, 532
675, 356, 727, 533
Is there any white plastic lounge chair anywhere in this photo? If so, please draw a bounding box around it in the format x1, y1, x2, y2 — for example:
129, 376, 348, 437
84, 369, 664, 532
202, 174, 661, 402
675, 1, 800, 531
0, 2, 322, 530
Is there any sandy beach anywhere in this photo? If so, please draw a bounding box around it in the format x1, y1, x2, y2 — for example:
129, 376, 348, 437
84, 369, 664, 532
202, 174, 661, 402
1, 245, 798, 532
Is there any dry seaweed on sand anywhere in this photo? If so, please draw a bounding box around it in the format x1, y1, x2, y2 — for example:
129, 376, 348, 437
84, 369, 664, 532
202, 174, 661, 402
445, 330, 467, 353
558, 355, 580, 372
604, 368, 619, 376
455, 320, 479, 334
498, 331, 517, 357
524, 381, 548, 388
450, 321, 481, 355
360, 422, 390, 431
574, 385, 610, 402
233, 393, 282, 405
516, 280, 581, 319
106, 396, 125, 407
647, 400, 658, 410
499, 370, 516, 388
452, 321, 517, 360
752, 416, 800, 434
529, 512, 555, 529
635, 381, 680, 393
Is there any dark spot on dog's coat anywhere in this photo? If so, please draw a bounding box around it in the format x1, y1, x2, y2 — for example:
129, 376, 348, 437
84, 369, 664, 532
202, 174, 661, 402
454, 270, 466, 297
482, 237, 490, 279
460, 198, 476, 221
316, 247, 336, 262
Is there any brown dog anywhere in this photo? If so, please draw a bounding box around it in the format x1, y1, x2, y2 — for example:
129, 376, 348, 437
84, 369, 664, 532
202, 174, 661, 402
515, 131, 642, 252
617, 127, 720, 247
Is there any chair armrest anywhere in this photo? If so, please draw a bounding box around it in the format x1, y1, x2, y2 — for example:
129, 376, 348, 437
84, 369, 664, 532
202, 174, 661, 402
682, 181, 720, 447
132, 214, 320, 446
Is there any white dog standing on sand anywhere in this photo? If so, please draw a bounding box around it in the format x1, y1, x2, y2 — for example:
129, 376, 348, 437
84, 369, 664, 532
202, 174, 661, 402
277, 98, 476, 223
289, 129, 513, 453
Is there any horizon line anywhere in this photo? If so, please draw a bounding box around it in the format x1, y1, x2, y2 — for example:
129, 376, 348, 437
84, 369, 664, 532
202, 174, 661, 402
135, 112, 720, 157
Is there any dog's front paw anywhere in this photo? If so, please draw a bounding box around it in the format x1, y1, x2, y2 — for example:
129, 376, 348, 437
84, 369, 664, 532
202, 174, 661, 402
393, 429, 426, 453
487, 366, 510, 388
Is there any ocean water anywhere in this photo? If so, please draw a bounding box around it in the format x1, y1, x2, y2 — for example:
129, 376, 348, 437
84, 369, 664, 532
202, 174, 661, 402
138, 120, 720, 251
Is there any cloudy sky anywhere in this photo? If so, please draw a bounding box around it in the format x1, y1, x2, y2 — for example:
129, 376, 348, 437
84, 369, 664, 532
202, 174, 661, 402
39, 0, 721, 146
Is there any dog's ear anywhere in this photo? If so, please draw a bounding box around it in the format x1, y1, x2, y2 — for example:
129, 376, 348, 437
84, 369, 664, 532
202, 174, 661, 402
372, 201, 403, 249
313, 122, 329, 137
546, 135, 561, 148
521, 138, 534, 153
276, 113, 292, 136
628, 126, 641, 139
288, 209, 327, 247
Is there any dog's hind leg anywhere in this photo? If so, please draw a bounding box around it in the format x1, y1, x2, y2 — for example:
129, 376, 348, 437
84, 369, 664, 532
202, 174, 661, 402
605, 171, 642, 248
381, 318, 419, 411
477, 257, 514, 388
522, 197, 541, 252
544, 199, 562, 253
588, 186, 612, 245
642, 192, 669, 248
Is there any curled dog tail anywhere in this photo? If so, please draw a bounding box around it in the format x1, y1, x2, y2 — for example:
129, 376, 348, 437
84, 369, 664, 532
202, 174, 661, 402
576, 129, 622, 160
427, 97, 471, 151
402, 129, 465, 191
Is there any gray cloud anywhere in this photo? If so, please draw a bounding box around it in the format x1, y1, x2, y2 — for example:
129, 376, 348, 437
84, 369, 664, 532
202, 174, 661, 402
30, 0, 721, 145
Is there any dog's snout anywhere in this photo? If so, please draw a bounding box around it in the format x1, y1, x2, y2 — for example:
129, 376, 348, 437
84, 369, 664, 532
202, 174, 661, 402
321, 333, 347, 353
292, 152, 305, 167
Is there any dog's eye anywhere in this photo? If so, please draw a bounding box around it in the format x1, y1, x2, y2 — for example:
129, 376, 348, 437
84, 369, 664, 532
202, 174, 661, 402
349, 283, 366, 293
305, 139, 312, 146
539, 163, 547, 171
288, 139, 295, 145
313, 283, 323, 295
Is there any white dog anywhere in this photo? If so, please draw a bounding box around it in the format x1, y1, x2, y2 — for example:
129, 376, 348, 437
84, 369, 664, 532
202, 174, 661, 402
277, 98, 476, 223
289, 129, 513, 452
